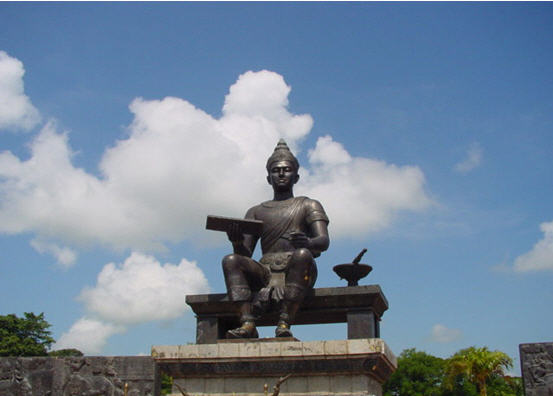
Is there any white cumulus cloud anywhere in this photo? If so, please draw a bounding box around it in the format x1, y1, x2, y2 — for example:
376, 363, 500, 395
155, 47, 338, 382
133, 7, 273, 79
0, 51, 40, 131
431, 323, 462, 343
53, 317, 125, 355
300, 135, 431, 236
56, 252, 210, 354
0, 69, 431, 259
514, 221, 553, 272
79, 252, 210, 325
307, 135, 351, 166
454, 142, 483, 174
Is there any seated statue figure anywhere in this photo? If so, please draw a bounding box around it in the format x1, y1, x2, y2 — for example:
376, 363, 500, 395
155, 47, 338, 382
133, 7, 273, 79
222, 139, 330, 338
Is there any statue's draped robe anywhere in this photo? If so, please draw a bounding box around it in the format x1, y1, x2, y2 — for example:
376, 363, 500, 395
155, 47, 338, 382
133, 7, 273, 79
260, 197, 307, 253
246, 196, 329, 312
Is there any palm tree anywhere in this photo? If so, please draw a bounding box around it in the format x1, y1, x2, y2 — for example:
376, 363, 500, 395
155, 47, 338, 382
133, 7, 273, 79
444, 346, 513, 396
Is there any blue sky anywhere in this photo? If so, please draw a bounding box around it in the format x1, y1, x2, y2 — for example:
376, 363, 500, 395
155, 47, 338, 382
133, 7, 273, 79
1, 2, 552, 374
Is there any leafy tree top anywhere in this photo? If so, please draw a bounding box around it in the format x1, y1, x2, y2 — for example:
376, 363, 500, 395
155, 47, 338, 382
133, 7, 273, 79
444, 346, 514, 396
0, 312, 55, 357
383, 347, 521, 396
48, 348, 84, 357
384, 348, 445, 396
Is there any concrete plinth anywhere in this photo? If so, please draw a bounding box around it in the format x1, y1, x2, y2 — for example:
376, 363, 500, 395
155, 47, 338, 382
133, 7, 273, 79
152, 338, 396, 396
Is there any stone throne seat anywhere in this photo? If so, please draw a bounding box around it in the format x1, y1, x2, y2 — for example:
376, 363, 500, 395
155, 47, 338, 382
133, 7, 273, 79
186, 284, 388, 344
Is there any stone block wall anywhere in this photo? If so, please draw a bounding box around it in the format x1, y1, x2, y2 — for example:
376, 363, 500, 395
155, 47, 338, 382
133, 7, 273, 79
0, 356, 155, 395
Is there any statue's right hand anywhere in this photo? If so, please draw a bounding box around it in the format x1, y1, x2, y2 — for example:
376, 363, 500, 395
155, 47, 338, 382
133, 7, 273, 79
226, 222, 244, 244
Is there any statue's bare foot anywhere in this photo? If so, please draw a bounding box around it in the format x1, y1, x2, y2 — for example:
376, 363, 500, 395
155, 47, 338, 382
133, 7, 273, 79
226, 322, 258, 339
275, 321, 293, 337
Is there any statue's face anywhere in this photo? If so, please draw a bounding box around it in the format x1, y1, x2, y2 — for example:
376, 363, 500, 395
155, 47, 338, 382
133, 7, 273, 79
267, 160, 299, 191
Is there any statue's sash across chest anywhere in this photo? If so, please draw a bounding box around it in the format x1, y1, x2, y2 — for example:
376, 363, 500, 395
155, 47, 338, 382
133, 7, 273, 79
255, 199, 308, 235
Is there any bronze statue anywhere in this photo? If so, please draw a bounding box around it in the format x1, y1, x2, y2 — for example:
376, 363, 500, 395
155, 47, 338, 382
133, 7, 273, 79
221, 139, 330, 338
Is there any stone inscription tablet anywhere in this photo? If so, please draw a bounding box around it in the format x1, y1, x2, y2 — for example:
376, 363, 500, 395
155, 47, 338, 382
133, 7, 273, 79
206, 215, 263, 236
520, 342, 553, 396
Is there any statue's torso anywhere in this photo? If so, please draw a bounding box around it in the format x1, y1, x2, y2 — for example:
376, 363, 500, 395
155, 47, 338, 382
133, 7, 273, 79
247, 196, 327, 256
257, 197, 308, 254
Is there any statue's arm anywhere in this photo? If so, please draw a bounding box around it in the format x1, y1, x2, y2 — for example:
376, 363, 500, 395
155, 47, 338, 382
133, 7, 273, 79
289, 199, 330, 256
239, 234, 257, 258
226, 207, 258, 258
306, 220, 330, 256
231, 235, 255, 257
305, 199, 330, 255
289, 220, 329, 256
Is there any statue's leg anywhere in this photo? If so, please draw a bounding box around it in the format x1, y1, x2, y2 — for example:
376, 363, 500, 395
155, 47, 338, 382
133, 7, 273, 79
222, 254, 268, 339
276, 248, 314, 337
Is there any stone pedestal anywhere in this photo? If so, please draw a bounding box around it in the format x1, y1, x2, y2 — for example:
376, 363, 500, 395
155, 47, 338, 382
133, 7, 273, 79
152, 338, 396, 396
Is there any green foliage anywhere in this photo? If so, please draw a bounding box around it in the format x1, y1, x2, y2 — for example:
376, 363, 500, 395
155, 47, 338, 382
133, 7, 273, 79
0, 312, 55, 356
384, 348, 445, 396
48, 348, 84, 357
444, 346, 513, 396
487, 376, 523, 396
160, 372, 173, 395
383, 347, 520, 396
440, 373, 478, 396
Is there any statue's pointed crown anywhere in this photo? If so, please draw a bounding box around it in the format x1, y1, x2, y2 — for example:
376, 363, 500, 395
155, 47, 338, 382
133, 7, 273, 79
266, 139, 299, 171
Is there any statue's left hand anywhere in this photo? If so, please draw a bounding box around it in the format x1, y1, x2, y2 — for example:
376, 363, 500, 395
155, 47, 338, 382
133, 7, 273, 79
227, 222, 244, 244
289, 231, 309, 249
